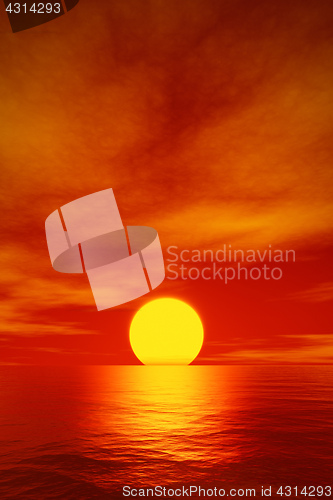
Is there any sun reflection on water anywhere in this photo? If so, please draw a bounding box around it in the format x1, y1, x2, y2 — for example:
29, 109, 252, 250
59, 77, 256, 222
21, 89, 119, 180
1, 365, 332, 494
86, 366, 246, 471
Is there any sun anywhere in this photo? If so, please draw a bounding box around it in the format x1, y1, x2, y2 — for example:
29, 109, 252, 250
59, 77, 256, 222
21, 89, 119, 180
129, 298, 204, 365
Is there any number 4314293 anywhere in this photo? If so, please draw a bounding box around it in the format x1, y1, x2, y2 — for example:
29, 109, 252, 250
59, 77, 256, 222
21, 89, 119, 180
5, 3, 61, 14
277, 486, 331, 496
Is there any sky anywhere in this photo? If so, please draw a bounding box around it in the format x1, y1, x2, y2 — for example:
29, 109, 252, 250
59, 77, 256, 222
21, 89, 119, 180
0, 0, 332, 365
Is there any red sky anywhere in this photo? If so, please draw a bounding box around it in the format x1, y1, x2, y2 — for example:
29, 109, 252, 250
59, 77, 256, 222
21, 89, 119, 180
0, 0, 332, 365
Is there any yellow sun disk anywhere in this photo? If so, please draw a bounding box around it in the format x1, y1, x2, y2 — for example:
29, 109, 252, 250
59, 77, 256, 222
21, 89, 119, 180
130, 298, 204, 365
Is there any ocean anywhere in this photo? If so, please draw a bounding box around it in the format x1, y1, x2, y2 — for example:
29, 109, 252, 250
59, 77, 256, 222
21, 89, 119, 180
0, 365, 332, 499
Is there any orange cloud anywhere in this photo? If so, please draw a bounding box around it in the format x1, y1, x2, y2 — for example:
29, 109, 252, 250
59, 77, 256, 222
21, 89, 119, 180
289, 282, 333, 303
1, 0, 332, 363
201, 335, 333, 364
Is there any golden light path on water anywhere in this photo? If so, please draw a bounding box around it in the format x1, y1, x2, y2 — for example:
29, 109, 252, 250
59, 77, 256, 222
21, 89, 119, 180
0, 365, 332, 496
83, 366, 248, 483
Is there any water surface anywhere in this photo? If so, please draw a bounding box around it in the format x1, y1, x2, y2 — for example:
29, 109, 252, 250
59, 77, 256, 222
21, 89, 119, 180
0, 366, 332, 498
